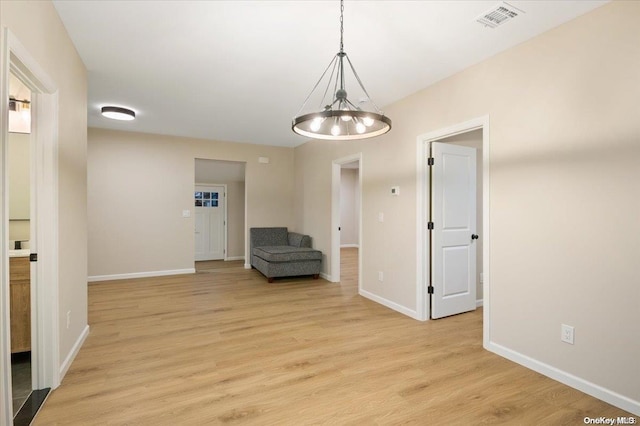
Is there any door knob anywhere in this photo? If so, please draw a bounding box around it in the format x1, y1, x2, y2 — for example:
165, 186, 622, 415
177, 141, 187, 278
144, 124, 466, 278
471, 234, 479, 240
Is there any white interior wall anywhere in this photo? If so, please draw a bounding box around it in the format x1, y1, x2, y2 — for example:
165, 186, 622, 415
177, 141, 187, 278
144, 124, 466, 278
340, 167, 359, 246
8, 132, 30, 241
88, 128, 294, 278
1, 0, 89, 393
293, 1, 640, 413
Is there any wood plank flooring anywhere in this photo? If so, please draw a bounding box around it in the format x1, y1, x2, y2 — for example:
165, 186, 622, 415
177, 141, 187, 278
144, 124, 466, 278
34, 248, 630, 425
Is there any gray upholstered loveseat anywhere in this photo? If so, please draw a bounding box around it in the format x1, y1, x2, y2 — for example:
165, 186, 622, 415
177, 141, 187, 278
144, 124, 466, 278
250, 227, 322, 283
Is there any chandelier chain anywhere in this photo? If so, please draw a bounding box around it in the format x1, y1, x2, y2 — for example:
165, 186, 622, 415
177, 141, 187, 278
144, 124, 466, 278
339, 0, 344, 52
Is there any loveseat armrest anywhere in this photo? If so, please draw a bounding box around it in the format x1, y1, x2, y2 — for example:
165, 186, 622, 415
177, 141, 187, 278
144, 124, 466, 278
288, 232, 311, 248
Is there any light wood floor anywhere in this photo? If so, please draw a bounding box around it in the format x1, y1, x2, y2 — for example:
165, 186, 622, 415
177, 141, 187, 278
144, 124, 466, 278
35, 248, 629, 425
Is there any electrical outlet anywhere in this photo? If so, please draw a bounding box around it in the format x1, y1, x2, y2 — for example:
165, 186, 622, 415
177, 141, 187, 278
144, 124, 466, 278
67, 311, 71, 329
378, 271, 384, 282
561, 324, 574, 344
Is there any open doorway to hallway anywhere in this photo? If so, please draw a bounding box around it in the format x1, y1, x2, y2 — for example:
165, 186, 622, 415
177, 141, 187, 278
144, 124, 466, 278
194, 159, 246, 267
331, 154, 362, 288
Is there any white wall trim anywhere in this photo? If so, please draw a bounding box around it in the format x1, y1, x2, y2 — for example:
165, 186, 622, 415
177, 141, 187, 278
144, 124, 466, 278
319, 272, 331, 281
0, 28, 13, 425
224, 256, 244, 261
59, 325, 89, 381
488, 341, 640, 416
244, 263, 251, 269
340, 244, 359, 248
88, 268, 195, 283
476, 299, 484, 308
359, 289, 420, 320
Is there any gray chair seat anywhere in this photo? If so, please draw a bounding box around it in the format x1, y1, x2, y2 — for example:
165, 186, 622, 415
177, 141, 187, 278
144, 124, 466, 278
253, 246, 322, 263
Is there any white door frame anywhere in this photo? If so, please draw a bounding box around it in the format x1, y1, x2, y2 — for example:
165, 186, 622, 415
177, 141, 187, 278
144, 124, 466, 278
194, 183, 227, 261
1, 28, 61, 423
331, 153, 362, 289
415, 116, 490, 341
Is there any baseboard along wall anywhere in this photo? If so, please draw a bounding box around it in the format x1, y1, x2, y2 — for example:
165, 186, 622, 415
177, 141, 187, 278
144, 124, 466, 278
88, 268, 195, 282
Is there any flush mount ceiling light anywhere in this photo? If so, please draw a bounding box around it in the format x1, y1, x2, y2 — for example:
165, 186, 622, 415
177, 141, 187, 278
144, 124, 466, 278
101, 106, 135, 121
292, 0, 391, 141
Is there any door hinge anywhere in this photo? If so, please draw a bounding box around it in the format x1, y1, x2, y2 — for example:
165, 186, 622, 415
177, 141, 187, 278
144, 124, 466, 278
428, 285, 434, 294
30, 253, 38, 262
427, 157, 434, 166
427, 221, 434, 230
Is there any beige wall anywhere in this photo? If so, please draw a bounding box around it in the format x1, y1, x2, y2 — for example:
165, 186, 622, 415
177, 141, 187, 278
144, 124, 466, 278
340, 168, 359, 246
225, 181, 245, 258
1, 0, 88, 367
88, 128, 294, 277
438, 129, 483, 301
8, 132, 30, 241
294, 1, 639, 407
8, 132, 30, 220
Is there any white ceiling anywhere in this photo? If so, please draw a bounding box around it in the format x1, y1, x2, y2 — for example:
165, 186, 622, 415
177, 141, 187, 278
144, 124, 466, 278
52, 0, 608, 148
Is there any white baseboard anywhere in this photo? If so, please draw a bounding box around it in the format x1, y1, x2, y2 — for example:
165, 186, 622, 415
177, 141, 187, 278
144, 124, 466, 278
319, 272, 333, 282
359, 289, 420, 320
340, 244, 359, 248
88, 268, 195, 282
225, 256, 245, 261
244, 263, 251, 269
487, 341, 640, 416
476, 299, 483, 308
59, 325, 89, 382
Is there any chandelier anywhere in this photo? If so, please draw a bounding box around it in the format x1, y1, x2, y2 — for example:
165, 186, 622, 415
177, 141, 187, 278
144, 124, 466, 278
292, 0, 391, 140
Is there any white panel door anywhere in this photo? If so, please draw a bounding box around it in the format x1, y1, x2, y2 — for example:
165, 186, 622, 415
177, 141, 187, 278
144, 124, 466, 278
194, 185, 225, 261
431, 142, 477, 319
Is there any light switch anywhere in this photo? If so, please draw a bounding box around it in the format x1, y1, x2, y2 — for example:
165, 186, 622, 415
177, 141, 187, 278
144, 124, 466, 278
391, 186, 400, 196
378, 212, 384, 222
182, 210, 191, 218
258, 156, 270, 164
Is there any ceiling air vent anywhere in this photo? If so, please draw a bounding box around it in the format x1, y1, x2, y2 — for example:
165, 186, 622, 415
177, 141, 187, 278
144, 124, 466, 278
476, 2, 524, 29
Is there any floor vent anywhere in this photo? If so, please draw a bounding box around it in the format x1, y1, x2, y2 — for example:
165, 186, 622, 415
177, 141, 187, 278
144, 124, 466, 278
476, 2, 524, 28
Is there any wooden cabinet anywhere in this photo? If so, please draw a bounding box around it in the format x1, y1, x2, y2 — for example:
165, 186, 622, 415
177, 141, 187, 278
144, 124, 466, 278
10, 256, 30, 353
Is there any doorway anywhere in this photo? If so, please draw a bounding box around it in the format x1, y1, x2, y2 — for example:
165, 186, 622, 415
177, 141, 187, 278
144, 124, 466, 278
416, 117, 490, 331
430, 131, 483, 319
331, 154, 362, 289
7, 72, 34, 417
194, 159, 246, 265
1, 29, 61, 425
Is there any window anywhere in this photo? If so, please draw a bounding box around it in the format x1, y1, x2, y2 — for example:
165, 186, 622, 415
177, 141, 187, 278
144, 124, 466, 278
195, 191, 219, 207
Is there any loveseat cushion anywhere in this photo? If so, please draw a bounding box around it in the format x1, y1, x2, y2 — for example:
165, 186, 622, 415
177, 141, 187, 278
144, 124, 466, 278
253, 246, 322, 263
